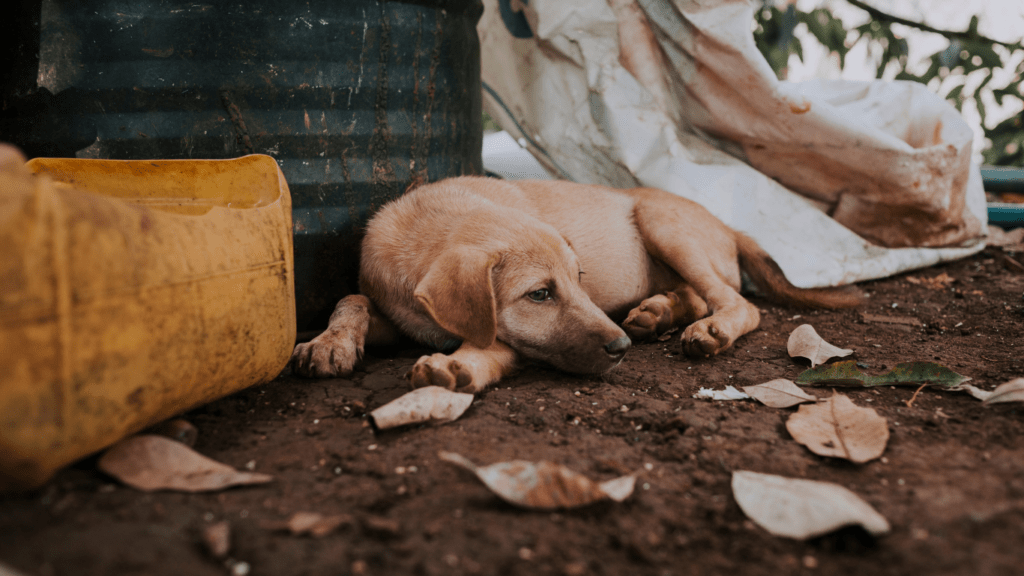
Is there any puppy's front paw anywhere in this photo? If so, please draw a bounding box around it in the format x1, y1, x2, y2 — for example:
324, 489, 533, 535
290, 330, 363, 378
681, 318, 732, 358
406, 354, 475, 392
622, 294, 677, 341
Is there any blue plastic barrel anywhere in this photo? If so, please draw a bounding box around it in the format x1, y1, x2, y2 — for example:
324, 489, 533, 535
0, 0, 484, 329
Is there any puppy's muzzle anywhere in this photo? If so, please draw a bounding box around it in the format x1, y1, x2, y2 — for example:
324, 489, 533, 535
604, 335, 632, 359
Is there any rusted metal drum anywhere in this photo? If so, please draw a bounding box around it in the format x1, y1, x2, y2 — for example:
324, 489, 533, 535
0, 0, 484, 329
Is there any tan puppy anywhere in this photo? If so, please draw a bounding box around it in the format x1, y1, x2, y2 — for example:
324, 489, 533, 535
291, 176, 861, 391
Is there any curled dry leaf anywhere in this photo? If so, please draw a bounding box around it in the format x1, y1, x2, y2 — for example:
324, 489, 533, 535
97, 435, 273, 492
982, 378, 1024, 404
693, 385, 750, 401
960, 384, 994, 401
743, 379, 818, 408
439, 451, 636, 510
370, 386, 474, 430
732, 470, 890, 540
796, 360, 971, 389
786, 393, 889, 463
787, 324, 853, 367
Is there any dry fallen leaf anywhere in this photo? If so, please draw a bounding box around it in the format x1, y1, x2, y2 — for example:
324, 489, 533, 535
787, 324, 853, 367
732, 470, 890, 540
98, 435, 273, 492
743, 379, 818, 408
657, 327, 679, 342
905, 272, 956, 290
987, 225, 1024, 247
785, 393, 889, 463
261, 512, 354, 538
693, 385, 750, 401
981, 378, 1024, 404
960, 383, 994, 401
439, 451, 636, 510
370, 386, 474, 430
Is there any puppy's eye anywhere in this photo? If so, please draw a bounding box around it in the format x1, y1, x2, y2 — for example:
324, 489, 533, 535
527, 289, 551, 302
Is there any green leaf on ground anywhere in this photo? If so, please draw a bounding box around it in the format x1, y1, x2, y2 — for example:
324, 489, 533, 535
795, 360, 970, 389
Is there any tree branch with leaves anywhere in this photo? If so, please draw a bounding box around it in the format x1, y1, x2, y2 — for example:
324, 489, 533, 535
753, 0, 1024, 167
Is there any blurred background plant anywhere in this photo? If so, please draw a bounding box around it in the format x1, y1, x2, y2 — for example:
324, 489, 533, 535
753, 0, 1024, 167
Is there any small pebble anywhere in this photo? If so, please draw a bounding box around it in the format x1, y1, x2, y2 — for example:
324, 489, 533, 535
202, 520, 231, 559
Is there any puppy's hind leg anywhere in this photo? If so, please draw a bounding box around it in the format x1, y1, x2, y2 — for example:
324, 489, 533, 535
629, 189, 761, 357
291, 294, 399, 377
622, 283, 709, 342
406, 340, 519, 394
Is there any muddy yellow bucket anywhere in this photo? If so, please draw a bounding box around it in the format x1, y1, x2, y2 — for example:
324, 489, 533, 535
0, 146, 296, 490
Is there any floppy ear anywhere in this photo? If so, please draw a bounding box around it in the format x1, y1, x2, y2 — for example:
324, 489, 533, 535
414, 247, 498, 349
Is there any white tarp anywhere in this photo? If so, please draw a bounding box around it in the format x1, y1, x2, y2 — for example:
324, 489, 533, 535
478, 0, 987, 287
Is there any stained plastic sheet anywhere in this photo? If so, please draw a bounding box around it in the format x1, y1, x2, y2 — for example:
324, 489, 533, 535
478, 0, 987, 287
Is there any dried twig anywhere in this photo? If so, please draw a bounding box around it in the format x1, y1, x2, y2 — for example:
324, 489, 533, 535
845, 0, 1022, 49
905, 383, 929, 408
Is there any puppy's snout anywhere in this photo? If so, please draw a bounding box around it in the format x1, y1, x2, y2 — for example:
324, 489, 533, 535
604, 335, 632, 357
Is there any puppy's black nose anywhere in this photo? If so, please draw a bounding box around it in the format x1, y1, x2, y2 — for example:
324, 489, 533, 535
604, 335, 632, 357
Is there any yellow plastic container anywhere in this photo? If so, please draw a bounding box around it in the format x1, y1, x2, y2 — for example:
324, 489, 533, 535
0, 147, 296, 490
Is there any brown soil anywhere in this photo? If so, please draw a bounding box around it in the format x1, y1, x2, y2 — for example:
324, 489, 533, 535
2, 247, 1023, 576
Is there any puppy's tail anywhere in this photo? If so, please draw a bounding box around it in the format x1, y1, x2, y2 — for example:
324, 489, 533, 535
735, 232, 864, 309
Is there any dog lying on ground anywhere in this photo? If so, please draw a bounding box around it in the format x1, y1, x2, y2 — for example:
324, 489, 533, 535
291, 176, 861, 392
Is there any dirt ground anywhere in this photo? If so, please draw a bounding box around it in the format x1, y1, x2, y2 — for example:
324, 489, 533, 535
2, 246, 1023, 576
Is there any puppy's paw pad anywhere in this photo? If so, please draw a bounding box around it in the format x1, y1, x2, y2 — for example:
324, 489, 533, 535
681, 320, 731, 357
623, 296, 674, 341
290, 332, 362, 378
622, 310, 659, 341
406, 355, 469, 391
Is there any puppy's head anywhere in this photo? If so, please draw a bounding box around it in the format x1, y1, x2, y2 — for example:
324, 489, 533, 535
415, 215, 629, 373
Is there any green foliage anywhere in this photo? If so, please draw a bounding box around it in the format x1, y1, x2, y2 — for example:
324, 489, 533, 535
984, 103, 1024, 166
753, 2, 1024, 167
795, 360, 971, 389
482, 111, 502, 133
